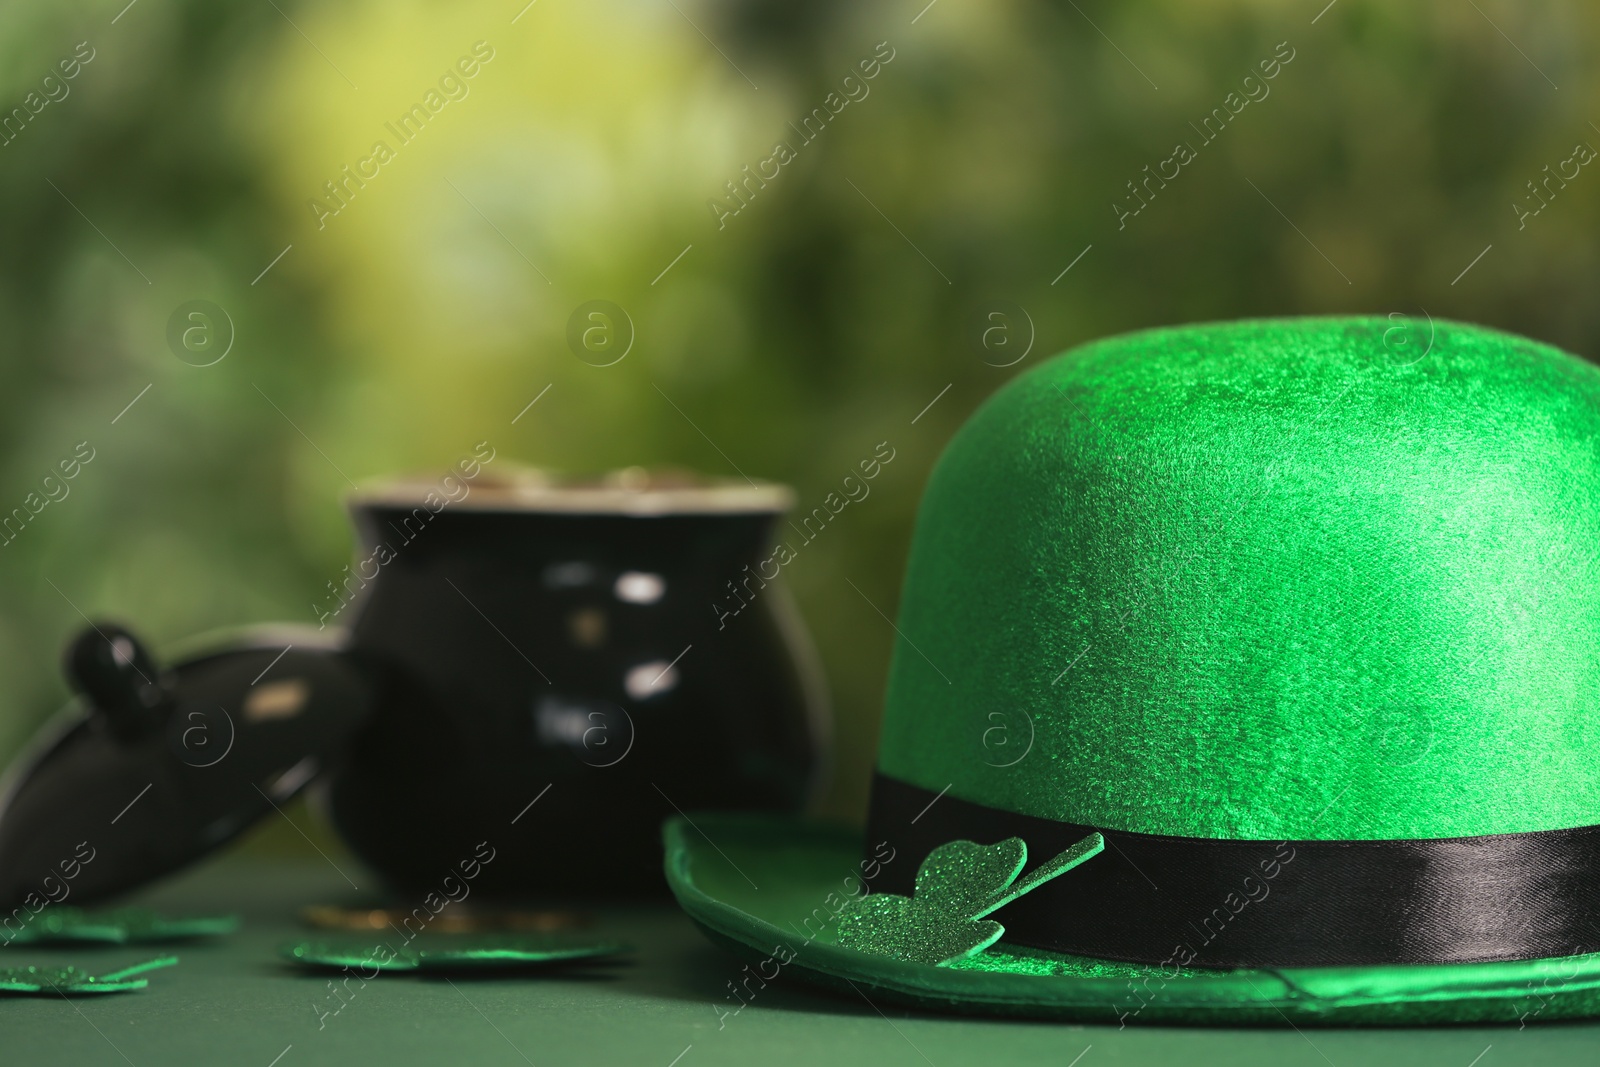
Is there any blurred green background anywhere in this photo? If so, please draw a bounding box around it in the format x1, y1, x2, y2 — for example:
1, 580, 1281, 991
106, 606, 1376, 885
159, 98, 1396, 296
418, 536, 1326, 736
1, 0, 1597, 855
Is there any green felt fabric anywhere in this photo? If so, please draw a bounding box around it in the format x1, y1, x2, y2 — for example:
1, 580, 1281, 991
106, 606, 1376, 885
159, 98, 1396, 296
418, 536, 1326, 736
877, 317, 1600, 839
665, 814, 1600, 1025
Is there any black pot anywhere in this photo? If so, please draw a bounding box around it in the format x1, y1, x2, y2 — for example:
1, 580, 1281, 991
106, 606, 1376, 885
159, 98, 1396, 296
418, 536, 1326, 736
0, 468, 826, 908
324, 469, 828, 897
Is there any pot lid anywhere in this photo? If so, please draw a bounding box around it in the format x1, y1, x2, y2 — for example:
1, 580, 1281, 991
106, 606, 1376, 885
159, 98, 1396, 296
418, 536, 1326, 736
0, 623, 373, 909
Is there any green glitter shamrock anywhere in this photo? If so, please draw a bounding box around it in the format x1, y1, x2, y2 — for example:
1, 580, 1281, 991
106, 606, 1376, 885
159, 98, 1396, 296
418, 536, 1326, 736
0, 956, 177, 996
282, 934, 632, 973
6, 907, 237, 946
836, 833, 1104, 966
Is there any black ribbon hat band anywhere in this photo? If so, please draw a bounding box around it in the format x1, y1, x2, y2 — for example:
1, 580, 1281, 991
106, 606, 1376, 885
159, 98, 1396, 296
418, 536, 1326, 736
867, 773, 1600, 967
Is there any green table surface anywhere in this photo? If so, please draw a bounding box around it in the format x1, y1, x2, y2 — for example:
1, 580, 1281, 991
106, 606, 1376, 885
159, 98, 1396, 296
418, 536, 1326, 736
4, 857, 1596, 1066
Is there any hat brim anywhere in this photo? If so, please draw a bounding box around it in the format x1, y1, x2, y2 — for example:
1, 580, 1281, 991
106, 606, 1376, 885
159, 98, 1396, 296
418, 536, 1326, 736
664, 814, 1600, 1026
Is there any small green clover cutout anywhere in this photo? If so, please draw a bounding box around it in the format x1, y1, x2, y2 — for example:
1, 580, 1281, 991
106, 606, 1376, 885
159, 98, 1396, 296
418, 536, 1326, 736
0, 956, 177, 996
836, 833, 1103, 966
5, 907, 237, 946
282, 935, 631, 973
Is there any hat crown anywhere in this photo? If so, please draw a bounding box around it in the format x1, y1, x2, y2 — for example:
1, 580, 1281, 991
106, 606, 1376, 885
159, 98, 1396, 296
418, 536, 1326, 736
879, 317, 1600, 839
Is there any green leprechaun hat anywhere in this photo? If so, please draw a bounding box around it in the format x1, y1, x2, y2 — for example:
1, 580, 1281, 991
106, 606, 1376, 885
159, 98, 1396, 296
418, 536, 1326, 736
664, 317, 1600, 1025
